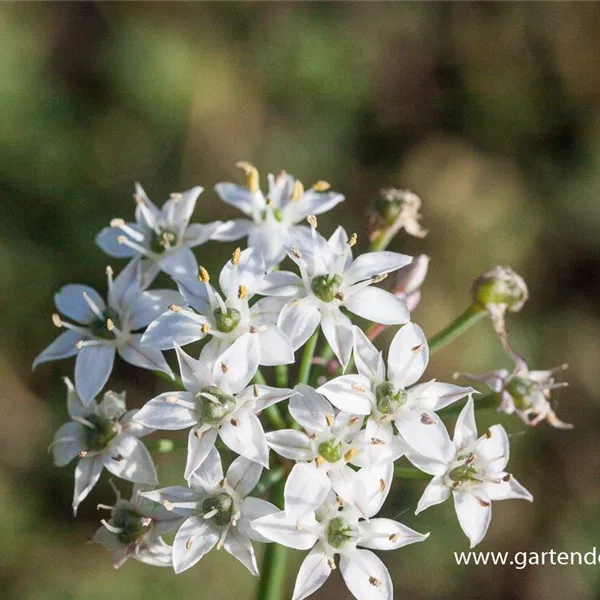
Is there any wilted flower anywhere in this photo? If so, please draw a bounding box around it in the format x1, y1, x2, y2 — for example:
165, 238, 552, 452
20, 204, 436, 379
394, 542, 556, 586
371, 187, 427, 239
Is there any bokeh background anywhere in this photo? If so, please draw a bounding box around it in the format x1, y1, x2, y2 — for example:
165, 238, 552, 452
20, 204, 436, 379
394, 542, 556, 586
2, 2, 599, 599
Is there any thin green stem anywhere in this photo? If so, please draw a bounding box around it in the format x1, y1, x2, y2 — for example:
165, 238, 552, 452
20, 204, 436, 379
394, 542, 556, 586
394, 467, 432, 480
298, 330, 319, 386
275, 365, 289, 388
153, 370, 185, 390
427, 304, 487, 355
254, 370, 286, 430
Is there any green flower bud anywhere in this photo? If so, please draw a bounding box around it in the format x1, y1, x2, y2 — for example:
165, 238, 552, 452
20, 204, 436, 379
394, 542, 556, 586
202, 493, 234, 527
318, 439, 342, 463
195, 386, 237, 425
327, 517, 354, 549
311, 274, 343, 303
112, 509, 151, 544
89, 308, 121, 340
84, 414, 119, 451
448, 464, 478, 483
505, 376, 537, 411
213, 307, 241, 333
149, 228, 179, 254
375, 381, 407, 414
471, 266, 528, 314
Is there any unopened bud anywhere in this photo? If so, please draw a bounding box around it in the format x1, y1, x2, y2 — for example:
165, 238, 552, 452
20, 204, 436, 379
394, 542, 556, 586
373, 188, 427, 238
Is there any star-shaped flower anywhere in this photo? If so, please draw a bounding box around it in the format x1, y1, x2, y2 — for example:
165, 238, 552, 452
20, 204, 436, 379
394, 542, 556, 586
409, 396, 533, 548
133, 336, 294, 477
33, 259, 179, 404
50, 378, 158, 514
141, 448, 278, 574
212, 162, 344, 268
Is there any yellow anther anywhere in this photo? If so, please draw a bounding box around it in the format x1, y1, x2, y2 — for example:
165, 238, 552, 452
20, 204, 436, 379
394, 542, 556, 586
106, 319, 114, 332
324, 413, 334, 427
163, 500, 174, 511
117, 235, 127, 244
220, 362, 228, 373
379, 478, 386, 492
238, 285, 248, 300
231, 247, 241, 265
186, 537, 194, 550
169, 304, 182, 313
236, 161, 259, 192
389, 533, 400, 542
198, 266, 210, 283
169, 192, 182, 201
369, 576, 382, 588
52, 313, 62, 328
110, 218, 125, 228
371, 274, 388, 284
201, 323, 211, 334
290, 246, 302, 259
315, 456, 325, 468
291, 180, 304, 202
253, 384, 259, 398
312, 180, 330, 192
307, 214, 318, 229
343, 448, 359, 462
348, 233, 357, 247
105, 265, 113, 276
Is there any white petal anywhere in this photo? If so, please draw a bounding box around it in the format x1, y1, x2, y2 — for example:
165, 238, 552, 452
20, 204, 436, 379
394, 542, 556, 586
191, 446, 224, 489
32, 330, 84, 370
210, 218, 254, 241
289, 384, 334, 432
51, 422, 85, 466
159, 248, 198, 279
55, 284, 106, 324
136, 537, 175, 568
223, 528, 259, 576
173, 517, 219, 573
248, 224, 286, 268
133, 392, 197, 430
257, 271, 304, 297
344, 251, 412, 285
141, 309, 208, 350
184, 222, 223, 248
403, 448, 449, 477
118, 334, 173, 376
213, 332, 260, 394
292, 546, 332, 600
286, 189, 345, 223
475, 424, 510, 472
175, 275, 211, 314
175, 344, 212, 392
339, 549, 393, 600
408, 381, 474, 411
257, 325, 295, 366
239, 497, 279, 543
352, 463, 394, 519
75, 343, 116, 405
453, 396, 478, 451
227, 456, 263, 497
199, 336, 231, 372
96, 226, 138, 258
219, 247, 265, 298
358, 518, 429, 550
72, 456, 103, 515
387, 323, 429, 388
251, 511, 318, 550
284, 463, 331, 519
453, 488, 492, 548
266, 430, 312, 461
353, 326, 382, 382
317, 375, 374, 416
415, 476, 451, 514
161, 186, 202, 227
127, 289, 182, 330
184, 427, 219, 480
98, 391, 127, 420
140, 485, 198, 513
345, 287, 410, 326
278, 299, 321, 351
327, 225, 349, 254
251, 385, 295, 412
320, 308, 353, 369
485, 475, 533, 502
214, 183, 256, 217
219, 410, 269, 467
109, 258, 143, 309
395, 410, 454, 463
250, 296, 288, 325
104, 436, 158, 485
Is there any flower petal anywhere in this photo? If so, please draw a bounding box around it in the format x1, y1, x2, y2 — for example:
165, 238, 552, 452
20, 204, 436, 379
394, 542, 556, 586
251, 385, 295, 412
105, 435, 158, 484
266, 429, 312, 461
219, 247, 266, 298
133, 392, 197, 430
248, 224, 286, 268
214, 183, 256, 217
284, 463, 331, 519
257, 325, 295, 366
395, 410, 454, 463
485, 475, 533, 502
344, 251, 412, 286
212, 332, 260, 394
127, 289, 183, 331
32, 330, 84, 370
223, 528, 259, 576
159, 248, 198, 280
387, 323, 429, 388
184, 427, 219, 480
219, 409, 269, 467
96, 226, 138, 258
453, 396, 478, 451
227, 456, 263, 497
286, 189, 345, 224
75, 343, 116, 405
175, 275, 211, 314
475, 424, 510, 472
453, 488, 492, 548
239, 497, 279, 543
175, 344, 212, 392
210, 218, 254, 242
358, 518, 429, 550
353, 326, 383, 382
51, 422, 85, 467
73, 456, 103, 515
339, 549, 393, 600
317, 374, 374, 416
415, 476, 451, 514
251, 511, 318, 550
408, 381, 474, 411
55, 284, 106, 324
161, 186, 202, 228
345, 287, 410, 326
292, 546, 332, 600
173, 517, 219, 573
141, 309, 209, 350
118, 334, 173, 376
289, 384, 334, 432
320, 308, 353, 369
257, 271, 304, 297
278, 299, 321, 351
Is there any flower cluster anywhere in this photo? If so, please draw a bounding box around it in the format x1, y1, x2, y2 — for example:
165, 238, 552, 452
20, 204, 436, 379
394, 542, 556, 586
36, 163, 570, 600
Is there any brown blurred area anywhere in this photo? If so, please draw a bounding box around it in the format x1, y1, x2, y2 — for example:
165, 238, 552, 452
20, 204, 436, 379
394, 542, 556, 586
1, 2, 599, 599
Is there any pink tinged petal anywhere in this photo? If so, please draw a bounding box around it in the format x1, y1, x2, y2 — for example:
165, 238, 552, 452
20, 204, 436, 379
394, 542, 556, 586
453, 396, 478, 451
317, 374, 374, 416
213, 332, 260, 393
345, 287, 410, 326
387, 323, 429, 388
408, 381, 474, 411
395, 410, 454, 463
173, 517, 219, 573
344, 251, 413, 286
159, 247, 198, 279
32, 330, 84, 370
52, 422, 85, 466
161, 186, 202, 227
175, 344, 211, 392
223, 528, 259, 576
239, 497, 279, 543
353, 463, 394, 519
453, 488, 492, 548
117, 335, 173, 376
320, 308, 353, 369
278, 299, 321, 351
104, 435, 158, 485
227, 456, 263, 497
251, 385, 295, 412
248, 224, 286, 268
358, 518, 429, 551
141, 310, 208, 350
250, 512, 318, 550
219, 410, 269, 467
475, 424, 510, 472
292, 546, 332, 600
219, 247, 265, 298
210, 218, 254, 242
72, 456, 103, 515
214, 183, 256, 217
184, 222, 223, 248
415, 476, 451, 514
353, 326, 382, 382
96, 226, 138, 258
185, 427, 219, 480
75, 343, 116, 405
136, 537, 174, 568
133, 392, 197, 430
339, 549, 393, 600
127, 289, 183, 330
54, 284, 107, 324
266, 430, 313, 461
257, 325, 295, 366
257, 271, 304, 297
175, 276, 211, 314
192, 446, 224, 489
285, 463, 331, 519
485, 475, 533, 502
289, 384, 335, 432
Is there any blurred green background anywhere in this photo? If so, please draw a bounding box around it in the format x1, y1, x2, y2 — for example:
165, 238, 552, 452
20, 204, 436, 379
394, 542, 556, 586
2, 2, 599, 599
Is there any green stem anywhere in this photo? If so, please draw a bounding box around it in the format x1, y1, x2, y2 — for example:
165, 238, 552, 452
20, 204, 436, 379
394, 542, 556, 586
394, 467, 432, 480
427, 304, 487, 355
254, 370, 287, 430
153, 370, 186, 390
298, 330, 319, 385
275, 365, 289, 388
438, 392, 499, 415
144, 439, 186, 452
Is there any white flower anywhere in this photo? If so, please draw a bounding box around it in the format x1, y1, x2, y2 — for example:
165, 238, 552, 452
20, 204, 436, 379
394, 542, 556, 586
133, 337, 293, 477
262, 224, 412, 368
141, 247, 294, 367
93, 483, 184, 569
317, 324, 474, 463
267, 384, 403, 517
392, 253, 430, 312
212, 163, 344, 268
33, 260, 179, 404
50, 378, 158, 515
252, 491, 428, 600
409, 397, 533, 548
96, 183, 222, 284
140, 448, 278, 574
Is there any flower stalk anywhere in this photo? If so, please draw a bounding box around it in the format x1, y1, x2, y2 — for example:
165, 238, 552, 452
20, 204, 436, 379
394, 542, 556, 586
427, 304, 487, 355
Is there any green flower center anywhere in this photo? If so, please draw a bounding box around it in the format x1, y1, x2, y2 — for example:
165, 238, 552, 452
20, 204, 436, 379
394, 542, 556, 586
112, 509, 151, 545
202, 493, 234, 527
149, 228, 179, 254
375, 381, 407, 414
89, 308, 121, 340
84, 414, 119, 451
327, 517, 354, 549
448, 463, 478, 483
318, 439, 342, 463
311, 274, 343, 303
213, 307, 242, 333
195, 386, 237, 425
505, 377, 536, 411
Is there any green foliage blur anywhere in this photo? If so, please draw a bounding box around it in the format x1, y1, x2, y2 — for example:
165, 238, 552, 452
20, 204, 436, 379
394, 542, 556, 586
2, 2, 599, 599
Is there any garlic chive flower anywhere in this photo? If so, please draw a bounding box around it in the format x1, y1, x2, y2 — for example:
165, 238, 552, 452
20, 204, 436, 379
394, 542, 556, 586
33, 260, 179, 404
50, 379, 158, 515
213, 163, 345, 268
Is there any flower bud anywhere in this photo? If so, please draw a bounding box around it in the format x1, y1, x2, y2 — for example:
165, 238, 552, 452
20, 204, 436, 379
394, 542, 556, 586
213, 307, 241, 333
372, 188, 427, 238
318, 439, 342, 463
326, 516, 354, 549
375, 381, 407, 414
89, 308, 121, 340
112, 509, 152, 544
202, 493, 234, 526
311, 274, 343, 303
196, 386, 237, 425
